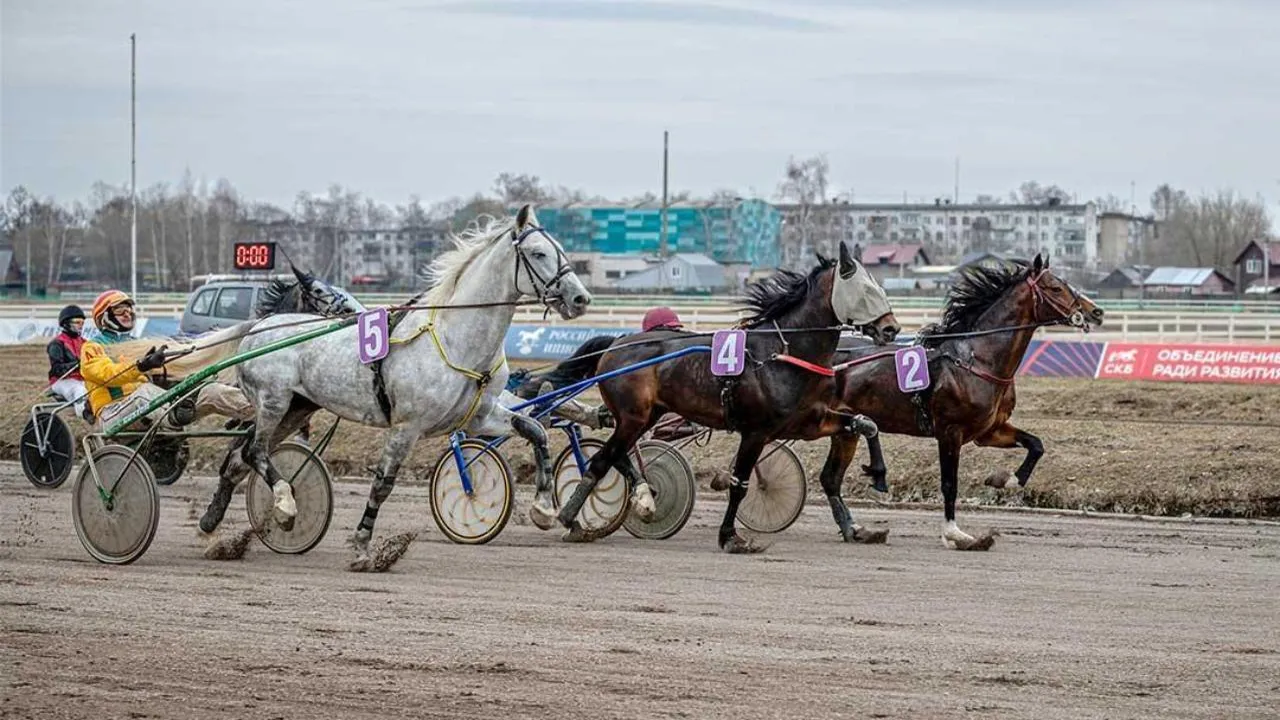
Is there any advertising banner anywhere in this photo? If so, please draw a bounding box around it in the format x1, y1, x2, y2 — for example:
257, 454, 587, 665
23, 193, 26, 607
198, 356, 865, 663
503, 325, 629, 361
1095, 342, 1280, 384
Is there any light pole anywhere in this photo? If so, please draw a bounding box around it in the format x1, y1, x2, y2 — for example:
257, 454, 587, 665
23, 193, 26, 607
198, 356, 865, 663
130, 33, 138, 300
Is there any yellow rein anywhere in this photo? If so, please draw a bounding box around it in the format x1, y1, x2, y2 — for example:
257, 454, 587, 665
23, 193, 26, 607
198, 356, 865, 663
389, 306, 506, 432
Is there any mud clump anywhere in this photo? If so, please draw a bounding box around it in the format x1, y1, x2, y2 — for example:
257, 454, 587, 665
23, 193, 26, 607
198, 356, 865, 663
204, 528, 256, 560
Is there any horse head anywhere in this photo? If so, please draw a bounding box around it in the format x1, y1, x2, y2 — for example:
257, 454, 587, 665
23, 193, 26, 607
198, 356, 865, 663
831, 240, 900, 345
1024, 253, 1104, 332
508, 204, 592, 320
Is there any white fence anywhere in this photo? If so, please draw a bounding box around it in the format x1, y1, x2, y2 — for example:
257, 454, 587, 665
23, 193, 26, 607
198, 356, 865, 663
3, 301, 1277, 343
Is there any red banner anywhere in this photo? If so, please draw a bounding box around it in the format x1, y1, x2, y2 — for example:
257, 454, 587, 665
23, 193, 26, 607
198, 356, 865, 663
1096, 342, 1280, 384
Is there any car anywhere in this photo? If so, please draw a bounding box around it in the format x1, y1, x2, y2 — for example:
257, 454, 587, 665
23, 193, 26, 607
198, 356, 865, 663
179, 274, 360, 336
178, 279, 268, 336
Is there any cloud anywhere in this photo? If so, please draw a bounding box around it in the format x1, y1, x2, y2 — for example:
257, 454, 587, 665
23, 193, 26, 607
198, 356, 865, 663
432, 0, 832, 32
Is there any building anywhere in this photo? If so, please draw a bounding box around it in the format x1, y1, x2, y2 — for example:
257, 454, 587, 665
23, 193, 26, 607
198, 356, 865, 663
1141, 267, 1235, 296
1097, 212, 1156, 269
1093, 265, 1151, 298
777, 199, 1098, 270
566, 252, 653, 289
854, 243, 932, 284
244, 221, 448, 289
1232, 240, 1280, 293
522, 199, 782, 270
0, 247, 24, 293
611, 253, 729, 293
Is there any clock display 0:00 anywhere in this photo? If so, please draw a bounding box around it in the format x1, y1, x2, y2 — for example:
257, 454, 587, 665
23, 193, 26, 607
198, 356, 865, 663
235, 243, 274, 269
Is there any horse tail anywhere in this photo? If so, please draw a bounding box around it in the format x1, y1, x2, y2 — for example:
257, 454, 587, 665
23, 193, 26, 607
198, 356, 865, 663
109, 321, 254, 381
551, 334, 619, 384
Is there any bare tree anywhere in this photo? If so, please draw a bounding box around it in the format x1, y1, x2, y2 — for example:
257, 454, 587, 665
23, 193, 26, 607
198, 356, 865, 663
1154, 189, 1272, 269
776, 155, 837, 269
1094, 194, 1129, 213
1010, 181, 1073, 205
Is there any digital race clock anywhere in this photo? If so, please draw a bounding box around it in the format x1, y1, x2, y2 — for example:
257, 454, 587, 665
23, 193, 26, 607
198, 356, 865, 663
233, 241, 276, 271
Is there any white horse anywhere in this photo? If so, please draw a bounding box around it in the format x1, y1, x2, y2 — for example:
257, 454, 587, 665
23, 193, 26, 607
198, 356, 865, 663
197, 204, 592, 571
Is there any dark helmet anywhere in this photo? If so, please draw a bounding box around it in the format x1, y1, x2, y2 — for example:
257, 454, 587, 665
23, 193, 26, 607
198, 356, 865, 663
58, 305, 86, 333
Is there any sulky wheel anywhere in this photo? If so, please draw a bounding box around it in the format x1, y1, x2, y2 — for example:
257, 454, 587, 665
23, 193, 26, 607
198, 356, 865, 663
429, 440, 515, 545
142, 437, 190, 486
71, 446, 160, 565
21, 411, 75, 489
552, 437, 630, 539
736, 441, 808, 534
244, 441, 335, 555
623, 439, 697, 541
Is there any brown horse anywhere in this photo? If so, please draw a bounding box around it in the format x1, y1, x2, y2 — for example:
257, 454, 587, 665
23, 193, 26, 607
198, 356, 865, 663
531, 241, 902, 553
817, 253, 1103, 550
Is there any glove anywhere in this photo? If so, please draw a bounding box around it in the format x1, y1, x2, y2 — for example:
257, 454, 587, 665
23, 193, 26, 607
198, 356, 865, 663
136, 346, 167, 372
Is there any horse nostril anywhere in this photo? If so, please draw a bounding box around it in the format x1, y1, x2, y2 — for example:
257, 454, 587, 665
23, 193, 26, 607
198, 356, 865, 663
574, 294, 589, 307
1092, 307, 1105, 318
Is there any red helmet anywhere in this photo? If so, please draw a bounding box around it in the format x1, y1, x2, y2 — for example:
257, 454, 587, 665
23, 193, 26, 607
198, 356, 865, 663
642, 306, 683, 332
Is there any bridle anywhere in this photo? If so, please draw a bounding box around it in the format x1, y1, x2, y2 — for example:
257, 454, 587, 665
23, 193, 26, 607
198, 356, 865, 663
1025, 267, 1089, 331
511, 225, 575, 311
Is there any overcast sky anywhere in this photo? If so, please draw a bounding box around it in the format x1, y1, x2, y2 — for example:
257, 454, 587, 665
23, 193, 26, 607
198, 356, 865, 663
3, 0, 1278, 224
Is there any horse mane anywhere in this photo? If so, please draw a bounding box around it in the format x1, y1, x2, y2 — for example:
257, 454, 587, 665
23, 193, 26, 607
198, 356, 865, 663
739, 256, 835, 328
921, 259, 1030, 344
412, 214, 516, 307
255, 278, 299, 318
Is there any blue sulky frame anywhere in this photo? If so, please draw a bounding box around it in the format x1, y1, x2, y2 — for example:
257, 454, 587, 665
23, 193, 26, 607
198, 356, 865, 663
446, 345, 711, 494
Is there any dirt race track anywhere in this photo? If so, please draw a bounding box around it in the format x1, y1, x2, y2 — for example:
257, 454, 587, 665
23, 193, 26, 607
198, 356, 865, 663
3, 466, 1279, 720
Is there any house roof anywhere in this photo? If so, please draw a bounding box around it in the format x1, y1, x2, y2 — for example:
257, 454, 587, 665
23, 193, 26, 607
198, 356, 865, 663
1143, 267, 1222, 286
612, 253, 728, 289
1232, 240, 1280, 266
859, 243, 927, 266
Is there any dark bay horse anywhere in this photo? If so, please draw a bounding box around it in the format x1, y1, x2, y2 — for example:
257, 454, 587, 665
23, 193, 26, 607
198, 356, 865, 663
818, 253, 1103, 550
534, 241, 902, 553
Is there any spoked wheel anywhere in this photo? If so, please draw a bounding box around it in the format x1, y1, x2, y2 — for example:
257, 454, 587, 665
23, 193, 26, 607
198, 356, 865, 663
623, 439, 697, 540
142, 437, 190, 486
71, 446, 160, 565
552, 437, 630, 539
21, 412, 75, 489
245, 441, 335, 555
736, 441, 808, 534
430, 440, 515, 545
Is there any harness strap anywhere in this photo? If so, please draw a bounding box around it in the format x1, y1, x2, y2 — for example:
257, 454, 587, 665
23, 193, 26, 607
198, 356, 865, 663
773, 353, 836, 377
384, 307, 506, 432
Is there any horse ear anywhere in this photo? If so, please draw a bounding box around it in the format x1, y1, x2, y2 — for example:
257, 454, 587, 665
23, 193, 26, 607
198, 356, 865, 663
1032, 253, 1044, 274
291, 265, 309, 283
838, 240, 857, 278
516, 204, 533, 230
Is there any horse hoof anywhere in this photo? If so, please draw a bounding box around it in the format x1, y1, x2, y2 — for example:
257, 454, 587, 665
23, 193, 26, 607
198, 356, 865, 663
273, 510, 296, 532
720, 533, 764, 554
983, 471, 1017, 490
631, 484, 656, 521
348, 555, 373, 572
198, 510, 223, 535
528, 500, 557, 531
709, 471, 732, 492
849, 525, 890, 544
560, 523, 597, 543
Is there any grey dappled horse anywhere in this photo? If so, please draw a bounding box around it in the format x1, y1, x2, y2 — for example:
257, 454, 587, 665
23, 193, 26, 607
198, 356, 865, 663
199, 205, 592, 571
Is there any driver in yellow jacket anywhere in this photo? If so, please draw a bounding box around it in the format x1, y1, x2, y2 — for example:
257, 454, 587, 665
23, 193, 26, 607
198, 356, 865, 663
81, 290, 256, 431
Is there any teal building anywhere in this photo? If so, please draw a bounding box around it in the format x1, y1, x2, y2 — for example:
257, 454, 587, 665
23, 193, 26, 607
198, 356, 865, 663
526, 199, 782, 269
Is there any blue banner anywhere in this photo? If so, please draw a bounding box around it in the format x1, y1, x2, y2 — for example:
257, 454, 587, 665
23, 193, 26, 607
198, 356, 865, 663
504, 325, 630, 361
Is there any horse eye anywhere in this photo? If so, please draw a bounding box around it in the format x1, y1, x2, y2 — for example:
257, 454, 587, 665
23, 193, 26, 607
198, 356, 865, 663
533, 251, 548, 260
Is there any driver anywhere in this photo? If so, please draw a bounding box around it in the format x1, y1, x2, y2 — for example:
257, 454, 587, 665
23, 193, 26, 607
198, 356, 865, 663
80, 290, 257, 432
